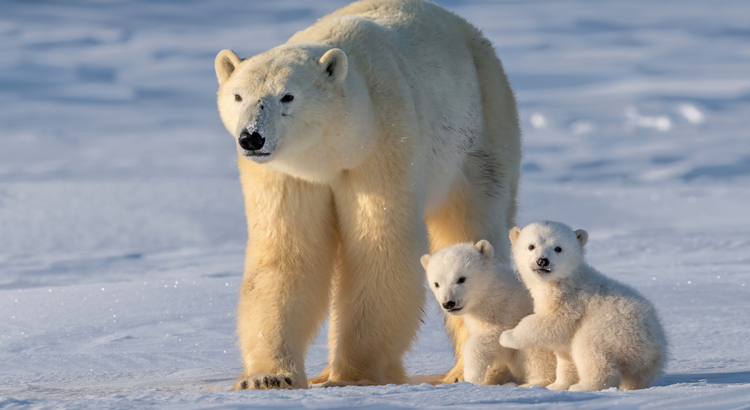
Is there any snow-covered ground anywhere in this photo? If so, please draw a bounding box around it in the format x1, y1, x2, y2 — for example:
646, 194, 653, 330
1, 0, 749, 408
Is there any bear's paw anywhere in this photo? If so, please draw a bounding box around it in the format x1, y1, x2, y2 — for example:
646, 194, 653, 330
232, 373, 297, 390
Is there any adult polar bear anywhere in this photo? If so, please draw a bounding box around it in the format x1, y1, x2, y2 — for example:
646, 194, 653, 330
215, 0, 521, 389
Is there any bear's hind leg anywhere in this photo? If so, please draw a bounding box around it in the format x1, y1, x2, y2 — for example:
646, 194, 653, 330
425, 176, 515, 384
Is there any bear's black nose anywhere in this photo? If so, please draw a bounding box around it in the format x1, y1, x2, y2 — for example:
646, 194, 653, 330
442, 301, 456, 310
239, 130, 265, 151
536, 258, 550, 267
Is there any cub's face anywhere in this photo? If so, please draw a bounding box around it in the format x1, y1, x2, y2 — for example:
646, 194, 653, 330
214, 47, 347, 169
421, 241, 495, 316
510, 221, 588, 283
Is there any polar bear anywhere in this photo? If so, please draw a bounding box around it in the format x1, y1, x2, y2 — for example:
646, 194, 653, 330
214, 0, 521, 389
500, 221, 668, 391
421, 241, 556, 386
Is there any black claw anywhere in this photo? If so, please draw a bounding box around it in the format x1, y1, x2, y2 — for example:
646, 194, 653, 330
240, 380, 248, 390
454, 378, 459, 383
263, 376, 270, 387
285, 377, 293, 386
254, 379, 261, 389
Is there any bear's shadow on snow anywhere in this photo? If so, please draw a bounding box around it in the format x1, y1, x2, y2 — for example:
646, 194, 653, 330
652, 371, 750, 387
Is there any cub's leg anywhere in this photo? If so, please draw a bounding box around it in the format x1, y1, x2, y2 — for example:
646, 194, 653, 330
500, 314, 571, 351
546, 352, 579, 391
518, 347, 557, 387
326, 153, 427, 385
463, 333, 509, 385
569, 342, 621, 391
233, 158, 337, 390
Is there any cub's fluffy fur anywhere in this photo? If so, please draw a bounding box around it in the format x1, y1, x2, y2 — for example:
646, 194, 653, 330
501, 221, 668, 391
422, 241, 556, 386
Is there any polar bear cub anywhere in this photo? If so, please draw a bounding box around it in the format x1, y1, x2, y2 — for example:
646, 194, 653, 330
500, 221, 667, 391
421, 241, 556, 386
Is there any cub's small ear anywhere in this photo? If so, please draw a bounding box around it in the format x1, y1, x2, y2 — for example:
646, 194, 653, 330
420, 254, 431, 271
509, 227, 521, 246
475, 240, 494, 259
575, 229, 589, 247
319, 48, 348, 84
215, 49, 241, 84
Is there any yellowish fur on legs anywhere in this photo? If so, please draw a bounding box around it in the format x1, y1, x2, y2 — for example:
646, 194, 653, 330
425, 180, 518, 384
234, 158, 337, 390
217, 0, 521, 389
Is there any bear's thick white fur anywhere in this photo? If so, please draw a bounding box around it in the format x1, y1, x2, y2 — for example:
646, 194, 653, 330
214, 0, 521, 389
500, 221, 668, 391
421, 241, 556, 386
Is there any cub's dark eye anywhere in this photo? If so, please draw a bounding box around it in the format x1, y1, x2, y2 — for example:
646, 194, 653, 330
555, 246, 562, 253
457, 277, 466, 284
528, 244, 535, 250
234, 94, 242, 102
280, 94, 294, 103
434, 282, 439, 288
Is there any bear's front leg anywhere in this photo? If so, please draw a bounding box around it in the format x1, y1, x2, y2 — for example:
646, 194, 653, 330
326, 156, 427, 386
234, 160, 337, 390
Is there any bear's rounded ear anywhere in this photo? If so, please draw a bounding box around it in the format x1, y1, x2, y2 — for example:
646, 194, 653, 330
319, 48, 348, 84
575, 229, 589, 247
475, 240, 494, 259
420, 254, 431, 271
215, 49, 241, 84
509, 227, 521, 246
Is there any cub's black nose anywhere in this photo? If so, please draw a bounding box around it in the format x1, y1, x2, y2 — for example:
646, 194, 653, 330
239, 130, 265, 151
442, 301, 456, 310
536, 258, 550, 267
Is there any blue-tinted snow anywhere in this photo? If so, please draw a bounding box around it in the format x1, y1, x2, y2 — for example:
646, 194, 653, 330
1, 0, 749, 408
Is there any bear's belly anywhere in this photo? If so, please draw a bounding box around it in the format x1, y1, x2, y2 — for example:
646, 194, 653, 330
422, 105, 483, 216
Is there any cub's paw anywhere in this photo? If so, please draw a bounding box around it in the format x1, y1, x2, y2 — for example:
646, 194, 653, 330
499, 330, 521, 349
232, 373, 297, 390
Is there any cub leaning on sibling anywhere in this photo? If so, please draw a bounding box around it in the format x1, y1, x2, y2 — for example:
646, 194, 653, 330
421, 241, 556, 386
422, 221, 667, 391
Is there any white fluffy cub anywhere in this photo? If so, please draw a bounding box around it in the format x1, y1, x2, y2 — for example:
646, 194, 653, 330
421, 241, 556, 386
500, 221, 667, 391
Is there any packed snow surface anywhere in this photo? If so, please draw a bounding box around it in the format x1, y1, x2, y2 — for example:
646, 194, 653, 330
1, 0, 749, 408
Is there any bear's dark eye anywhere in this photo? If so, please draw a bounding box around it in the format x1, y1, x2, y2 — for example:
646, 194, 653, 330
528, 244, 535, 251
280, 94, 294, 103
457, 277, 466, 284
234, 94, 242, 102
434, 282, 439, 288
555, 246, 562, 253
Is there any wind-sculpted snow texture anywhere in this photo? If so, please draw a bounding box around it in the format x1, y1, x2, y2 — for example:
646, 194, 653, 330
1, 0, 749, 408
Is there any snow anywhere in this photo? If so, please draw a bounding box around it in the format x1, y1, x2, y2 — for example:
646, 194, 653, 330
1, 0, 749, 408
